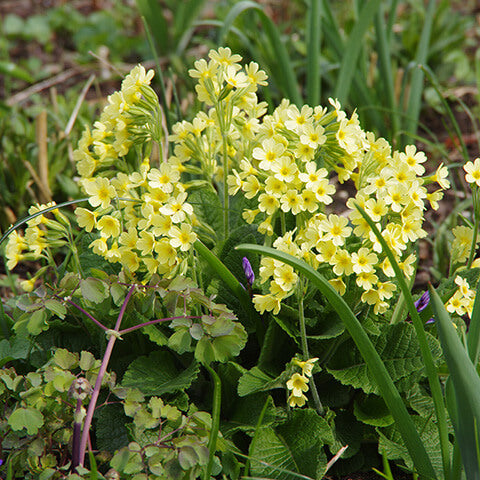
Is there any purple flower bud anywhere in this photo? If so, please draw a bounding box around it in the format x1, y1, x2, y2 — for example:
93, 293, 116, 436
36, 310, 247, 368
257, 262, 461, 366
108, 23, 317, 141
414, 291, 430, 313
242, 257, 255, 286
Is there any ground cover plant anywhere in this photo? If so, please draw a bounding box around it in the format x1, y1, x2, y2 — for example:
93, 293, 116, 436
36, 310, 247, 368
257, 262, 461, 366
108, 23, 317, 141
2, 2, 480, 480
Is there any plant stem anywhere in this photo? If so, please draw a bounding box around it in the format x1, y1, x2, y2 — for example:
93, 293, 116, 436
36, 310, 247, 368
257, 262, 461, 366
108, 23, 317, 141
298, 290, 323, 415
204, 364, 221, 480
222, 131, 229, 240
77, 285, 135, 469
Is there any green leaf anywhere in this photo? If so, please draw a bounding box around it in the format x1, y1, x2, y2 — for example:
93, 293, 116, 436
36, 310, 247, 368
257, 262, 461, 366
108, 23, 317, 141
188, 188, 224, 242
121, 351, 199, 396
80, 277, 110, 304
250, 426, 298, 480
334, 0, 382, 103
237, 366, 282, 397
135, 0, 169, 54
53, 348, 79, 370
354, 395, 394, 427
44, 299, 66, 319
251, 409, 331, 480
328, 323, 442, 395
8, 407, 44, 435
26, 309, 48, 335
379, 414, 447, 478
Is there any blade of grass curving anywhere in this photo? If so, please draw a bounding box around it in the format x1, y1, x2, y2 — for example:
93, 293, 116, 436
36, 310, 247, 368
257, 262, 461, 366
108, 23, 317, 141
386, 0, 399, 46
355, 204, 450, 479
467, 279, 480, 365
236, 243, 436, 479
374, 3, 398, 139
135, 0, 169, 55
0, 198, 89, 247
429, 285, 480, 480
402, 0, 436, 146
306, 0, 322, 106
218, 0, 302, 106
333, 0, 382, 104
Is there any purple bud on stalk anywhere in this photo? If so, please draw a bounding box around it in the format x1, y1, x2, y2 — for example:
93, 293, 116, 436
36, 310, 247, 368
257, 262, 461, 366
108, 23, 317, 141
242, 257, 255, 286
414, 290, 430, 313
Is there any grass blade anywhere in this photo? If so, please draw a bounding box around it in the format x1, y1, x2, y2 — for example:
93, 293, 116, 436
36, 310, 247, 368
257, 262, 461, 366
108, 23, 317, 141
236, 243, 437, 480
402, 0, 436, 146
306, 0, 322, 106
218, 0, 302, 106
467, 279, 480, 365
374, 3, 398, 139
135, 0, 169, 55
429, 285, 480, 480
333, 0, 382, 104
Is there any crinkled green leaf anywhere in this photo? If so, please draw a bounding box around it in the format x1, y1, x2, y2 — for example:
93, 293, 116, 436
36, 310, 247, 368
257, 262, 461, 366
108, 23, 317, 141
122, 351, 199, 396
379, 414, 447, 478
237, 366, 283, 397
328, 323, 442, 395
251, 409, 331, 480
8, 407, 44, 435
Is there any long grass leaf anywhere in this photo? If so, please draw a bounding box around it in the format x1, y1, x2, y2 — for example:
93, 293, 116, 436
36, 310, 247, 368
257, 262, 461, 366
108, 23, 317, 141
306, 0, 322, 106
402, 0, 436, 146
333, 0, 382, 104
354, 205, 451, 479
218, 0, 302, 106
429, 286, 480, 480
236, 243, 437, 479
135, 0, 169, 55
374, 4, 398, 139
467, 279, 480, 365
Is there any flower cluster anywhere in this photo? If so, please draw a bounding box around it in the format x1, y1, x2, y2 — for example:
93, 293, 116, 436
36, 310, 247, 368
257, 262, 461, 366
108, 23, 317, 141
72, 66, 198, 279
286, 357, 318, 407
169, 47, 268, 183
446, 275, 476, 318
234, 102, 450, 316
5, 202, 71, 289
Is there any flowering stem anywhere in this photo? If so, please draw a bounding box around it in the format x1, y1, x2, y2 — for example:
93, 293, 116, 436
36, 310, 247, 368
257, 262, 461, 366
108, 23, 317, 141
77, 285, 136, 469
298, 291, 323, 415
222, 131, 229, 240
